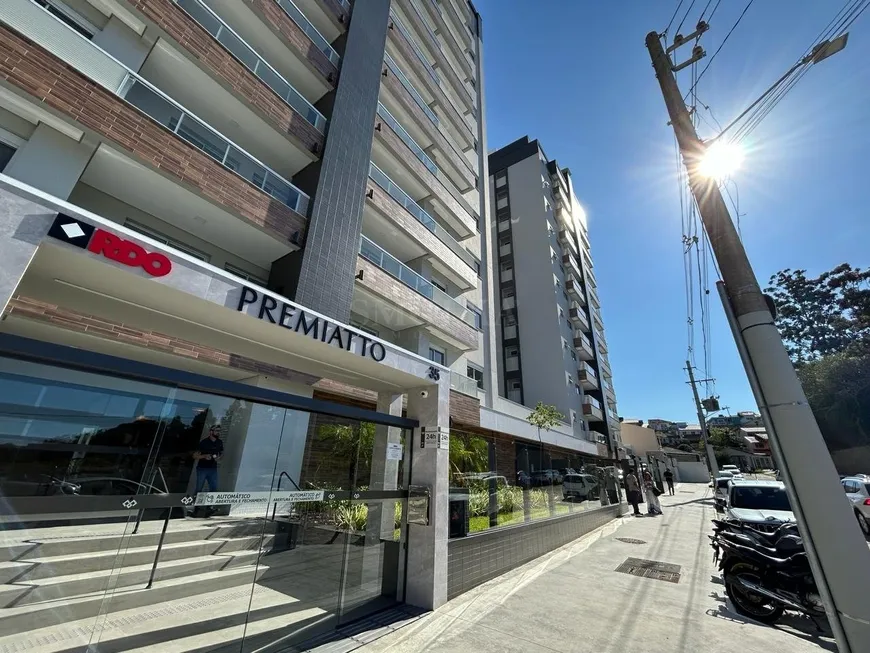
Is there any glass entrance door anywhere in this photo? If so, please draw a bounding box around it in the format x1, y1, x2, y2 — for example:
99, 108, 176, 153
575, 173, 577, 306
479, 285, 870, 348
0, 355, 410, 653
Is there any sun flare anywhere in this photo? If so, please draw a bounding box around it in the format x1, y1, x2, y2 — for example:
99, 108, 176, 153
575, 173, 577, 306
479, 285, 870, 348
698, 141, 744, 181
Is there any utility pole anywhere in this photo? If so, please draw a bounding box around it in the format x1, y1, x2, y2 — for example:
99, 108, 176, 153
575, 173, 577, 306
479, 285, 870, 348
685, 361, 718, 478
647, 31, 870, 651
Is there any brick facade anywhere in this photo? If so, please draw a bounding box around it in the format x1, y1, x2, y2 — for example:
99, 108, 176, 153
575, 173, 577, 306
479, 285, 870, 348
373, 116, 477, 246
449, 390, 479, 427
0, 26, 307, 244
4, 295, 318, 384
128, 0, 324, 154
247, 0, 339, 84
365, 176, 476, 288
355, 256, 479, 350
381, 69, 476, 201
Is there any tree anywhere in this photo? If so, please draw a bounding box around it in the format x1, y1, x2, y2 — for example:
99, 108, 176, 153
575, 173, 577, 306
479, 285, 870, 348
449, 432, 490, 478
765, 264, 870, 365
527, 402, 564, 444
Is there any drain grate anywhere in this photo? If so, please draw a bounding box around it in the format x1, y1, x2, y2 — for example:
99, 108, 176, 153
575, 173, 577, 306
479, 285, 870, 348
615, 537, 647, 545
615, 557, 681, 583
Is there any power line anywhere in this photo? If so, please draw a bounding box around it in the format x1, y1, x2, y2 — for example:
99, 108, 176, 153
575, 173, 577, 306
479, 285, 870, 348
675, 0, 699, 37
685, 0, 757, 100
664, 0, 686, 37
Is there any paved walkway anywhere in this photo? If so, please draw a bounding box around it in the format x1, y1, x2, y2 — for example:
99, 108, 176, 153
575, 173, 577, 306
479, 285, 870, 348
346, 483, 836, 653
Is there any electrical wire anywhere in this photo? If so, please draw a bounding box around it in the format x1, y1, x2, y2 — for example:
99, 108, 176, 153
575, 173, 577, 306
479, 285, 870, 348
675, 0, 699, 37
685, 0, 757, 100
664, 0, 686, 38
723, 181, 742, 240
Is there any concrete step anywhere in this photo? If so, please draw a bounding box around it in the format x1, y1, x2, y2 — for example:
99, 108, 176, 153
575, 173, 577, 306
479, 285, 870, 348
7, 549, 262, 606
20, 539, 228, 579
0, 561, 33, 584
0, 563, 269, 638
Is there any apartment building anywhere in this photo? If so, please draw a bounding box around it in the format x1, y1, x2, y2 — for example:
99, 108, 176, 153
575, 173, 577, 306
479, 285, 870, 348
0, 1, 626, 649
488, 136, 623, 459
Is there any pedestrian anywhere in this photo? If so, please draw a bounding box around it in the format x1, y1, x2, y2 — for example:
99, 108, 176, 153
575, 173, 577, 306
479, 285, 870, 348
192, 425, 223, 516
663, 468, 675, 495
625, 470, 642, 516
643, 470, 662, 515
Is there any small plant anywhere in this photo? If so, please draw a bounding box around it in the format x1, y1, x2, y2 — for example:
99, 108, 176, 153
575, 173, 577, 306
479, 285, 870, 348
468, 489, 489, 517
334, 502, 368, 531
496, 485, 523, 514
529, 488, 548, 510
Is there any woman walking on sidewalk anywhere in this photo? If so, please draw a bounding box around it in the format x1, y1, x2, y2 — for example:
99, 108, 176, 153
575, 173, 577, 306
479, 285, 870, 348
643, 470, 662, 515
625, 471, 642, 516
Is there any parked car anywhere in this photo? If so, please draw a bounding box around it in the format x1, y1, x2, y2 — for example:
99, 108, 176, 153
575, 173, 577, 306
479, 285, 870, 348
716, 479, 794, 532
562, 474, 599, 501
530, 470, 562, 486
713, 476, 732, 499
841, 475, 870, 535
721, 465, 741, 475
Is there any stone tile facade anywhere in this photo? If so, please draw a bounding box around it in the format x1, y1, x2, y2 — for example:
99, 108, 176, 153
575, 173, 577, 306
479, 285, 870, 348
247, 0, 339, 84
365, 178, 476, 289
355, 256, 478, 350
0, 26, 307, 243
128, 0, 324, 154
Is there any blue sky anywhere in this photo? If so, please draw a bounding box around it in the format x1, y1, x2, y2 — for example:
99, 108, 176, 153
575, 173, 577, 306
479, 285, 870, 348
475, 0, 870, 423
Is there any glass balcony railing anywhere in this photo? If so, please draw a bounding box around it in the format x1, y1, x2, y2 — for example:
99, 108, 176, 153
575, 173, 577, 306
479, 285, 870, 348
580, 362, 597, 379
337, 0, 351, 9
359, 236, 475, 327
377, 103, 437, 174
122, 78, 310, 216
450, 370, 479, 397
368, 162, 475, 270
275, 0, 340, 66
175, 0, 326, 132
17, 0, 311, 217
384, 52, 438, 126
390, 11, 439, 84
583, 395, 602, 410
409, 0, 442, 51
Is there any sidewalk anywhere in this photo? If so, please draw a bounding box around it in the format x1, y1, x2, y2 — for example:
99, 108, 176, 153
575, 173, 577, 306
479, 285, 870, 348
340, 483, 836, 653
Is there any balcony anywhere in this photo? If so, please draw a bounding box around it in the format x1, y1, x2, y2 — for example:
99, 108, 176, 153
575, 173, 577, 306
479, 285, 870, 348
589, 430, 609, 445
574, 333, 595, 361
596, 330, 608, 354
0, 11, 309, 245
372, 102, 476, 236
174, 0, 327, 134
355, 236, 478, 351
558, 228, 578, 256
292, 0, 350, 37
565, 277, 584, 304
421, 0, 473, 79
578, 362, 598, 391
210, 0, 338, 100
365, 162, 476, 289
381, 54, 477, 194
450, 370, 480, 397
588, 281, 601, 309
570, 307, 589, 332
387, 10, 474, 152
397, 0, 476, 114
582, 396, 604, 421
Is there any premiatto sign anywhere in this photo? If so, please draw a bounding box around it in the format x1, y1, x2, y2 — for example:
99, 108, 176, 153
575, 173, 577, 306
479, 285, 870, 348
237, 286, 387, 362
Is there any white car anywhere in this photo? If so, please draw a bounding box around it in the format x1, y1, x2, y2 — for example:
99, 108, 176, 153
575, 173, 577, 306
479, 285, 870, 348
722, 479, 794, 532
721, 465, 741, 475
562, 474, 599, 501
841, 475, 870, 536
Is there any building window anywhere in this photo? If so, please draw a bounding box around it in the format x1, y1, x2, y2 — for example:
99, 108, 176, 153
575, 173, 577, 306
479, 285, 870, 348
0, 142, 16, 173
467, 364, 484, 389
124, 220, 211, 262
468, 304, 482, 330
431, 277, 448, 293
473, 259, 481, 276
495, 174, 506, 188
496, 197, 508, 209
571, 350, 577, 361
571, 410, 577, 425
544, 197, 551, 212
224, 263, 268, 286
429, 347, 446, 365
558, 307, 564, 319
34, 0, 98, 39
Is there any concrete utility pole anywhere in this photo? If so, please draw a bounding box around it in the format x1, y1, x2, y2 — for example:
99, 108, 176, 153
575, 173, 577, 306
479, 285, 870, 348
685, 361, 718, 478
646, 31, 870, 651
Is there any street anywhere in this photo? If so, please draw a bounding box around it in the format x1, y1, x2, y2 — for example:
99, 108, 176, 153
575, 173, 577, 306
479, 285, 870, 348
336, 483, 836, 653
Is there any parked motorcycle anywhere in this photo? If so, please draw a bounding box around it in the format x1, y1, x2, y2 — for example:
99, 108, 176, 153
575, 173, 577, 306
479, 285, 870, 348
710, 519, 825, 627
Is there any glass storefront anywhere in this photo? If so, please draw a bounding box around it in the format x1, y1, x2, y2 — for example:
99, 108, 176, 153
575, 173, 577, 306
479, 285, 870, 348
448, 430, 622, 537
0, 356, 410, 652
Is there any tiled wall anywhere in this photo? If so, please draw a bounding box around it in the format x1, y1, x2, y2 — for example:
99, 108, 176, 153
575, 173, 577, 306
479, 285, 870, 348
447, 504, 623, 599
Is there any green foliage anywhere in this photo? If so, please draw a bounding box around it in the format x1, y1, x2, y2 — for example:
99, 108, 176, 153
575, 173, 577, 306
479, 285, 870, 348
797, 351, 870, 450
766, 264, 870, 365
529, 488, 548, 510
707, 426, 742, 450
496, 485, 523, 514
316, 421, 376, 484
468, 489, 489, 517
334, 502, 368, 531
527, 402, 564, 431
449, 432, 490, 477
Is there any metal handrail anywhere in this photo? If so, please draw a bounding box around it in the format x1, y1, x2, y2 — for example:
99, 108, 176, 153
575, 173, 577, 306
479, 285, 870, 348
368, 162, 475, 270
359, 236, 474, 326
275, 0, 340, 65
26, 0, 311, 216
377, 104, 437, 174
384, 52, 439, 126
271, 471, 301, 520
390, 11, 439, 84
175, 0, 326, 132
